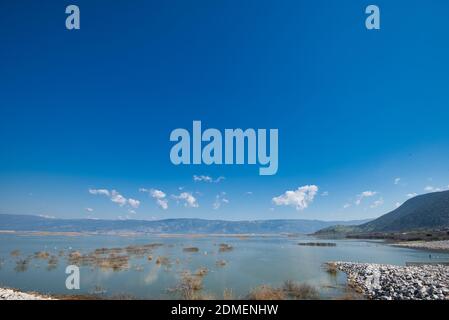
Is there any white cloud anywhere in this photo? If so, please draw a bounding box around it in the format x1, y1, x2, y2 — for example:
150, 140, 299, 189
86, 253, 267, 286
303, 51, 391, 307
156, 198, 168, 210
88, 189, 110, 197
85, 207, 94, 213
321, 191, 329, 196
355, 191, 377, 205
193, 175, 225, 183
110, 190, 127, 206
128, 198, 140, 209
245, 191, 253, 195
406, 192, 418, 198
272, 185, 318, 211
151, 189, 166, 199
424, 186, 441, 192
343, 203, 351, 209
394, 178, 401, 185
38, 214, 56, 219
173, 192, 199, 208
395, 202, 401, 208
140, 188, 168, 210
90, 188, 140, 211
213, 192, 229, 210
370, 198, 384, 208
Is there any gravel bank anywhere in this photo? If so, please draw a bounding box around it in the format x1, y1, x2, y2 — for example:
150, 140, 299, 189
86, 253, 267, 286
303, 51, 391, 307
393, 240, 449, 252
0, 288, 54, 300
331, 262, 449, 300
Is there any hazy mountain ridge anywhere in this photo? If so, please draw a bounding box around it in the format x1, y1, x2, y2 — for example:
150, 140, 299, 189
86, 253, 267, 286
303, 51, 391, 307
0, 214, 371, 234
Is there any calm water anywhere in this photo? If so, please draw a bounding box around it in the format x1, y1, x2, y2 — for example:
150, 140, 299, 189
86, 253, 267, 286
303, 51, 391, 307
1, 233, 448, 299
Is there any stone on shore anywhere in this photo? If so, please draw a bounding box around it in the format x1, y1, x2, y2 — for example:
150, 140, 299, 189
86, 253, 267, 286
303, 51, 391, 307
331, 262, 449, 300
0, 288, 53, 300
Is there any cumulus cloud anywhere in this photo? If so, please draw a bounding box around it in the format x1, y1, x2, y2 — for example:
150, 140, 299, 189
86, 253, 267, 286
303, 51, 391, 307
128, 198, 141, 209
85, 207, 94, 213
272, 185, 318, 211
424, 186, 442, 192
370, 198, 384, 208
173, 192, 199, 208
355, 191, 377, 205
110, 190, 127, 206
88, 189, 110, 197
213, 192, 229, 210
193, 175, 225, 183
89, 188, 140, 211
140, 188, 168, 210
394, 178, 401, 185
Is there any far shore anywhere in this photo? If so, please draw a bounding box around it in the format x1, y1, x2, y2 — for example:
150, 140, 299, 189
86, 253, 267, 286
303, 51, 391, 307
392, 240, 449, 252
0, 230, 305, 238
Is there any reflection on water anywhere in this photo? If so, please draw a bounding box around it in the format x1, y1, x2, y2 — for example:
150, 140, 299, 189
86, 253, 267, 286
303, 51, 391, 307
0, 233, 448, 299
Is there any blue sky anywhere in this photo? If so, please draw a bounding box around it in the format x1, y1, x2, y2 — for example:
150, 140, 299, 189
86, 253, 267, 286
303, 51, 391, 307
1, 0, 449, 221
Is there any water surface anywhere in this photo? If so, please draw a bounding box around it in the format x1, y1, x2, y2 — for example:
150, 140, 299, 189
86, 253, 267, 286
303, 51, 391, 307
1, 233, 448, 299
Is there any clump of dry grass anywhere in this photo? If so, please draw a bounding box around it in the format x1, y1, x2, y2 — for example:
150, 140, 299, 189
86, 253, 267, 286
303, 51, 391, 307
89, 285, 107, 296
47, 255, 59, 270
298, 242, 336, 247
68, 250, 129, 271
68, 251, 82, 261
96, 255, 129, 271
223, 288, 234, 300
172, 271, 205, 300
218, 243, 233, 253
325, 262, 338, 276
10, 250, 21, 257
14, 258, 30, 272
183, 247, 199, 253
216, 259, 227, 267
94, 247, 124, 255
247, 281, 320, 300
65, 242, 166, 271
195, 267, 208, 277
282, 280, 319, 300
247, 285, 286, 300
333, 284, 365, 300
125, 245, 152, 256
155, 256, 170, 266
34, 251, 50, 259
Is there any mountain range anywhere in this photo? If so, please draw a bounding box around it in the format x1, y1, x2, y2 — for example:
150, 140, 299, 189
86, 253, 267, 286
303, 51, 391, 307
0, 214, 370, 234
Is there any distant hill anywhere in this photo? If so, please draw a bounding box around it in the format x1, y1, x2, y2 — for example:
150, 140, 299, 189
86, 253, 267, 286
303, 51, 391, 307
0, 214, 370, 234
315, 190, 449, 236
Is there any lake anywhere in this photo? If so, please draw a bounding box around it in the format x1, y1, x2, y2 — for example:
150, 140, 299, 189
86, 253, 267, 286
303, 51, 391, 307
1, 233, 448, 299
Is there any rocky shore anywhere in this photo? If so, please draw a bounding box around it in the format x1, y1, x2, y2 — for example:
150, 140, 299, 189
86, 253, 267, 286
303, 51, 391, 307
393, 240, 449, 252
0, 288, 53, 300
332, 262, 449, 300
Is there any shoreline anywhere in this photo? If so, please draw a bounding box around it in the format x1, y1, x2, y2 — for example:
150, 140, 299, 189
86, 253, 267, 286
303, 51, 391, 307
0, 287, 55, 300
392, 240, 449, 252
330, 261, 449, 300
